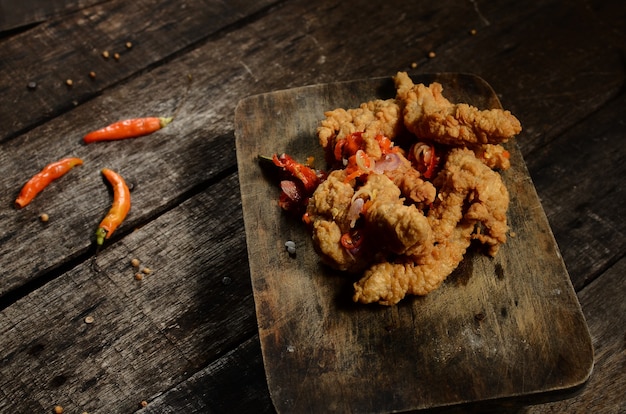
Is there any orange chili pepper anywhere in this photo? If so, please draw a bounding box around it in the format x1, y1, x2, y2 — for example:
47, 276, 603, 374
83, 117, 172, 143
96, 168, 131, 246
15, 157, 83, 208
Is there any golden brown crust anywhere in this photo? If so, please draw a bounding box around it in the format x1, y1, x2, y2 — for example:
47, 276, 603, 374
394, 72, 521, 146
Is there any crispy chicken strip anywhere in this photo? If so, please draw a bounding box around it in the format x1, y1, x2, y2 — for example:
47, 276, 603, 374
353, 148, 509, 305
317, 99, 404, 160
394, 72, 522, 146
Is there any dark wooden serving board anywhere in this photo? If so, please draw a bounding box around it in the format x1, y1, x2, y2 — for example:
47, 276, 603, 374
234, 74, 593, 413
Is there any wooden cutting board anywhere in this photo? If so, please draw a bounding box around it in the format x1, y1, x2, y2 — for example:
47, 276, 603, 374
234, 74, 593, 413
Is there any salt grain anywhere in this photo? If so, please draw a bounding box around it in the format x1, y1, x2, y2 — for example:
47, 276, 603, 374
285, 240, 296, 255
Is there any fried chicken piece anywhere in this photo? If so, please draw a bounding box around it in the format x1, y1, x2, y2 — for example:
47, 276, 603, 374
381, 151, 437, 205
307, 172, 431, 272
307, 170, 357, 271
317, 99, 404, 161
472, 144, 511, 170
353, 148, 509, 305
361, 174, 432, 256
353, 222, 474, 305
394, 72, 522, 147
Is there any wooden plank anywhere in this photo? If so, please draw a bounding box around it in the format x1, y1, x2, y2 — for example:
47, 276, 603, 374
525, 91, 626, 290
0, 0, 104, 33
0, 173, 259, 413
235, 74, 593, 413
132, 257, 626, 413
414, 0, 625, 154
526, 256, 626, 413
2, 0, 622, 297
136, 335, 274, 413
0, 0, 279, 141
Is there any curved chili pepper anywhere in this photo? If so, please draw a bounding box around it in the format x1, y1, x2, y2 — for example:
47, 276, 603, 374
83, 117, 173, 143
96, 168, 131, 246
15, 157, 83, 208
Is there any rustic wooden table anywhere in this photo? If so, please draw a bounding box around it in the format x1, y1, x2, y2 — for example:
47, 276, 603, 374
0, 0, 624, 413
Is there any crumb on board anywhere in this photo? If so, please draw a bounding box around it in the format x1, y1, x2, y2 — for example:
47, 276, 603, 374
89, 71, 96, 79
134, 272, 143, 281
126, 41, 133, 49
65, 79, 73, 87
39, 213, 49, 222
285, 240, 296, 255
427, 51, 436, 58
102, 50, 110, 59
53, 405, 64, 414
131, 258, 141, 268
140, 400, 148, 407
84, 316, 94, 324
114, 52, 120, 60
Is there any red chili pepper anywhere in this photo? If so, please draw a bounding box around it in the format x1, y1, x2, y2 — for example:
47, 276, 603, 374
409, 143, 439, 179
83, 117, 173, 143
334, 132, 365, 161
340, 229, 363, 251
344, 150, 371, 182
272, 153, 320, 193
96, 168, 131, 246
15, 157, 83, 208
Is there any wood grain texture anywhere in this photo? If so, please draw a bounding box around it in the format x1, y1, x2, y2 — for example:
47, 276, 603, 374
235, 74, 593, 413
137, 335, 274, 414
0, 173, 257, 413
525, 91, 626, 290
525, 257, 626, 414
0, 0, 103, 32
0, 0, 279, 141
0, 0, 623, 412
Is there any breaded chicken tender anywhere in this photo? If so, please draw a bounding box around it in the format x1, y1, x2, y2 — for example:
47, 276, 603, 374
317, 99, 404, 161
353, 148, 509, 305
276, 72, 522, 305
307, 171, 432, 273
394, 72, 521, 147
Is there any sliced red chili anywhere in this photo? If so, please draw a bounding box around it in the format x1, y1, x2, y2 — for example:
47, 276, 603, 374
340, 229, 364, 251
272, 153, 320, 193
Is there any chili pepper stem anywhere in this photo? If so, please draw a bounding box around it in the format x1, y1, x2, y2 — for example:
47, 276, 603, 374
95, 227, 108, 246
159, 117, 173, 128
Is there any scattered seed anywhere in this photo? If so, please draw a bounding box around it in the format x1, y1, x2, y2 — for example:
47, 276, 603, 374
131, 258, 141, 268
141, 267, 152, 275
102, 50, 110, 59
134, 272, 144, 281
53, 405, 64, 414
125, 41, 133, 49
285, 240, 296, 255
65, 79, 73, 87
84, 316, 94, 324
89, 71, 96, 79
470, 28, 477, 36
140, 400, 148, 407
27, 81, 37, 90
410, 62, 418, 69
427, 51, 436, 59
114, 52, 120, 60
39, 213, 49, 222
